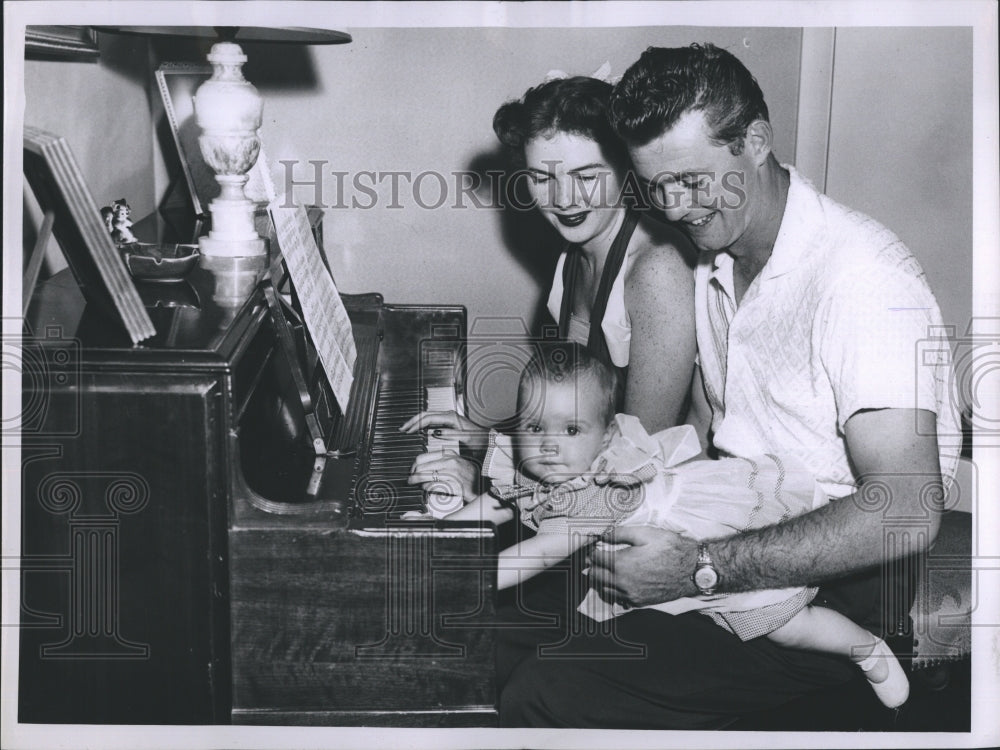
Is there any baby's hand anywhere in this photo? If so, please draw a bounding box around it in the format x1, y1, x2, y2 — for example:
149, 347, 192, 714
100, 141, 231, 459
582, 539, 628, 576
400, 510, 434, 520
424, 491, 463, 518
593, 539, 629, 553
400, 492, 463, 521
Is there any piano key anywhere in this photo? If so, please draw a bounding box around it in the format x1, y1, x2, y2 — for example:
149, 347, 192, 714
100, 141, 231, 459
359, 381, 465, 516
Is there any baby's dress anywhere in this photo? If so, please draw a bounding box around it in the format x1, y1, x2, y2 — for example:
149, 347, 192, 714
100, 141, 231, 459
484, 414, 827, 641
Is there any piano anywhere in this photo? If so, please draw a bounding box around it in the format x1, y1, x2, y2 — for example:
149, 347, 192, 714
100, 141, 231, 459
18, 210, 499, 726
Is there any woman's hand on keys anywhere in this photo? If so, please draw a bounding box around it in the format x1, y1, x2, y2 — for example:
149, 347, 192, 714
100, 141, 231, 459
399, 410, 489, 453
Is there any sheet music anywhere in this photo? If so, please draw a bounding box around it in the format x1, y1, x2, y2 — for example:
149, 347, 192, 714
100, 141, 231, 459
268, 199, 356, 413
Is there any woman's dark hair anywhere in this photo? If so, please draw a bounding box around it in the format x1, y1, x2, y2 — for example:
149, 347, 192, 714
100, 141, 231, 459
609, 43, 769, 154
493, 76, 628, 168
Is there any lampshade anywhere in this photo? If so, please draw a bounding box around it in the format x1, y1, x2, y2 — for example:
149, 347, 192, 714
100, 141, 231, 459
94, 26, 351, 45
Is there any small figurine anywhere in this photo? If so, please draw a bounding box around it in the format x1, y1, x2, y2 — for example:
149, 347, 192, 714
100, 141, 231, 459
101, 205, 115, 235
104, 198, 138, 245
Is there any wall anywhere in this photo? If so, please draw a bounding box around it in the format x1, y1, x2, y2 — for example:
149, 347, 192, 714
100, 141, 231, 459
824, 26, 973, 337
257, 26, 803, 418
264, 26, 801, 301
20, 25, 974, 420
23, 32, 155, 276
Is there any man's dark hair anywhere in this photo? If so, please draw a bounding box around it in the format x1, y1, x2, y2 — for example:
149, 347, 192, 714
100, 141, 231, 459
517, 341, 618, 426
609, 43, 769, 155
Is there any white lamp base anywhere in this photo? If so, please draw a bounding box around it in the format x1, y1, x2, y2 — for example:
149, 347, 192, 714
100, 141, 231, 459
194, 42, 268, 261
199, 235, 266, 258
199, 193, 267, 258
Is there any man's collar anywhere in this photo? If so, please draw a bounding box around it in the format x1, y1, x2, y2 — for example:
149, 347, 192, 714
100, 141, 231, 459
710, 248, 733, 275
708, 165, 818, 289
760, 165, 817, 280
707, 249, 736, 301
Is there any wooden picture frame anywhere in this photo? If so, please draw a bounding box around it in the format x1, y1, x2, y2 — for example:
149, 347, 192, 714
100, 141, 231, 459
156, 63, 216, 216
25, 26, 100, 61
156, 63, 270, 217
23, 126, 156, 344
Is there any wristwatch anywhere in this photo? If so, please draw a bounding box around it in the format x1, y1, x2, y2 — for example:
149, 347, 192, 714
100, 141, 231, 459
692, 543, 720, 595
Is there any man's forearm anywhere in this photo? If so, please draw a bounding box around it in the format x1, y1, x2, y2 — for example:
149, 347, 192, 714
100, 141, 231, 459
708, 408, 945, 594
711, 477, 941, 594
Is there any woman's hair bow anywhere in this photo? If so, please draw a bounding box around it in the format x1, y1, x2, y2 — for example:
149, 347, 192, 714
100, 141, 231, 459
544, 61, 618, 84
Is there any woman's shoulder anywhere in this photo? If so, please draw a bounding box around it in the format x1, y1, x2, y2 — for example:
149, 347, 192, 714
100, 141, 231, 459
627, 214, 698, 276
624, 214, 696, 295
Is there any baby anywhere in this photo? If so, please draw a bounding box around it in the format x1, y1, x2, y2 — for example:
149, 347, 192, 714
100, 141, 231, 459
440, 342, 909, 709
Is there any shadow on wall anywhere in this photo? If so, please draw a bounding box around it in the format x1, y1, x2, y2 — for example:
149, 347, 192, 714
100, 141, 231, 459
466, 146, 560, 335
96, 30, 150, 88
23, 31, 157, 278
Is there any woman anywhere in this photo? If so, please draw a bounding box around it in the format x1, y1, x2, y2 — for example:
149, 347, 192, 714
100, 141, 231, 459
403, 76, 697, 499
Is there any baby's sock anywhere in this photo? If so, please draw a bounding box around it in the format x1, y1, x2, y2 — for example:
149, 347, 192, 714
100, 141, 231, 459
853, 637, 909, 708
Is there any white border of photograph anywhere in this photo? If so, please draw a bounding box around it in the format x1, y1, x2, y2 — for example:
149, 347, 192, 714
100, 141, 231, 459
3, 3, 998, 750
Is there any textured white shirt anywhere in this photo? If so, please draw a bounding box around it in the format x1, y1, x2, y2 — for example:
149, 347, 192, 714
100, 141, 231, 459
696, 166, 960, 500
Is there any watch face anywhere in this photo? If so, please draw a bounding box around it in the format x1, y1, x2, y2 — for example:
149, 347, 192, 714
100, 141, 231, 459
694, 566, 718, 589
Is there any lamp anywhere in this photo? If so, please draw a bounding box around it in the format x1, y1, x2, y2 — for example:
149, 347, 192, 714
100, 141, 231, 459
95, 26, 350, 266
194, 31, 266, 259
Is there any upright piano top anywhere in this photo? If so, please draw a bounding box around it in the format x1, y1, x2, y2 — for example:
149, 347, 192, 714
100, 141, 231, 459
24, 208, 268, 371
26, 267, 266, 366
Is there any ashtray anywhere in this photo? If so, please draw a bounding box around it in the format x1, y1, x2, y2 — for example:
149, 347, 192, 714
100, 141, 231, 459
122, 242, 200, 283
134, 280, 202, 310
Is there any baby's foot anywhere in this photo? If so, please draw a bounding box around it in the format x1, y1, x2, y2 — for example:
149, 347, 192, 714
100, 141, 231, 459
854, 637, 909, 708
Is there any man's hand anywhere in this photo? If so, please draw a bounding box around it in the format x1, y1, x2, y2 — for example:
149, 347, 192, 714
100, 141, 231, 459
587, 526, 700, 607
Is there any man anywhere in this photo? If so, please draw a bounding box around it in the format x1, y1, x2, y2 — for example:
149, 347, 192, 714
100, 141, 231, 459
497, 43, 961, 728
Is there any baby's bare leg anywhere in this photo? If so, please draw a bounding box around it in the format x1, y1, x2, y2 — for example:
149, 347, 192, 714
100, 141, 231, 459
767, 606, 908, 708
769, 606, 876, 659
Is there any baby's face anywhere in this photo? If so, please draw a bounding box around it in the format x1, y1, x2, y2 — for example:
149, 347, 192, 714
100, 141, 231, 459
515, 376, 610, 483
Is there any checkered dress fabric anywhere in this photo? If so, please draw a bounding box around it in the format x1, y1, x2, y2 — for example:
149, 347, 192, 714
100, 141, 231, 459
704, 587, 818, 641
510, 478, 647, 537
484, 416, 701, 535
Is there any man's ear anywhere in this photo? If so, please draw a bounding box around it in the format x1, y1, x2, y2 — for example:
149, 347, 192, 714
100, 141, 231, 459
743, 119, 773, 166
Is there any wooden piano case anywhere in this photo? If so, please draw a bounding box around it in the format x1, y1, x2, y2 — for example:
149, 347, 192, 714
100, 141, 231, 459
19, 231, 498, 726
19, 266, 254, 724
228, 293, 499, 726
